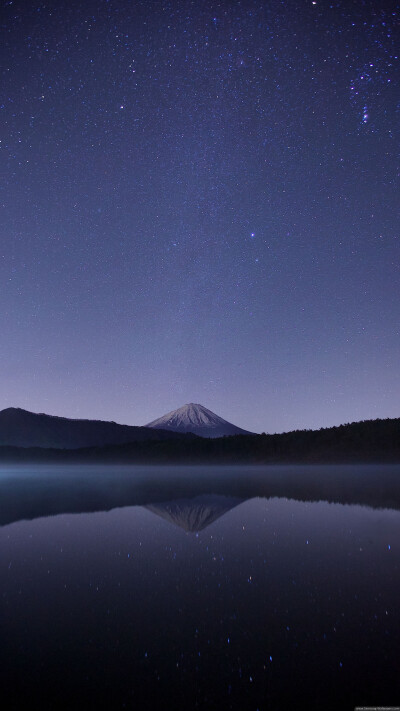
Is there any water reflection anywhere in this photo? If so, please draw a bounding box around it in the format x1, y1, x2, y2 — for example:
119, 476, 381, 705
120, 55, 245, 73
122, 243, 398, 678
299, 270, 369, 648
0, 463, 399, 527
0, 466, 399, 710
144, 495, 243, 532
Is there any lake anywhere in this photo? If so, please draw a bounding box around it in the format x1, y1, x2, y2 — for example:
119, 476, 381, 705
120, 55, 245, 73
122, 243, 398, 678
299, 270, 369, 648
0, 465, 399, 710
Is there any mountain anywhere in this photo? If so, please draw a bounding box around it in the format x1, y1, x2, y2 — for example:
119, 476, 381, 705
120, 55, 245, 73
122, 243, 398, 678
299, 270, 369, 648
146, 403, 254, 438
144, 494, 244, 532
0, 407, 196, 449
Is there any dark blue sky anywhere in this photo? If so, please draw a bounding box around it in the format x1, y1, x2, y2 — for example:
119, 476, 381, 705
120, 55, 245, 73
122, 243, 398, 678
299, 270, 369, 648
1, 0, 399, 433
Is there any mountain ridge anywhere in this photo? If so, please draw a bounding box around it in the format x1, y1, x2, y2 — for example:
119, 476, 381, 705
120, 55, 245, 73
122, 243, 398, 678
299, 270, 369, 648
0, 416, 398, 464
0, 407, 197, 449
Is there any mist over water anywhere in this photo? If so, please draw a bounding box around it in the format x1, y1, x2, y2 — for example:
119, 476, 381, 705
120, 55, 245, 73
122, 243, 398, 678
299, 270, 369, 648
0, 465, 399, 710
1, 464, 400, 526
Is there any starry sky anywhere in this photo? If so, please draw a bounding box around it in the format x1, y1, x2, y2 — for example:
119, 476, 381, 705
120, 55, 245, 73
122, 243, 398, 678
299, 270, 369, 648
1, 0, 399, 433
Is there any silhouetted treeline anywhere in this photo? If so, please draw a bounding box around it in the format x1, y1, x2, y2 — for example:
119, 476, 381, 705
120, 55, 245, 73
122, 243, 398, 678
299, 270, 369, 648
0, 417, 399, 464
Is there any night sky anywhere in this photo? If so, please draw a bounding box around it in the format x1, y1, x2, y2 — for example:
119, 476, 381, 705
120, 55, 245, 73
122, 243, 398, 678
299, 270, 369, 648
1, 0, 399, 434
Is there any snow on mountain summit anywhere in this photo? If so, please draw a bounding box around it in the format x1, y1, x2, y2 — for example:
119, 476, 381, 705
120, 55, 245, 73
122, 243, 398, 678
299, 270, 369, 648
149, 403, 224, 428
145, 403, 253, 438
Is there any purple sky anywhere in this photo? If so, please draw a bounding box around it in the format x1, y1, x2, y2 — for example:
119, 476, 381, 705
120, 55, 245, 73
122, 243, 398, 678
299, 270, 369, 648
1, 0, 399, 433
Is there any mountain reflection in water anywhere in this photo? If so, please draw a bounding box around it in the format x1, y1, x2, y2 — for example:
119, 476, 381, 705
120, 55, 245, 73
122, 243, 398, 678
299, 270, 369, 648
0, 465, 399, 711
0, 464, 400, 527
144, 494, 243, 532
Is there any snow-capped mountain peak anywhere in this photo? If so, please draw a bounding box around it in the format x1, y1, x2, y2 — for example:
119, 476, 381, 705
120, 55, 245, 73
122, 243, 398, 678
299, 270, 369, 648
145, 403, 253, 438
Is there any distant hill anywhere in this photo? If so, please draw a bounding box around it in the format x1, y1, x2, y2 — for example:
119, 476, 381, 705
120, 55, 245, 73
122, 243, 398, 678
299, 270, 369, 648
0, 416, 398, 464
0, 407, 196, 449
146, 402, 254, 438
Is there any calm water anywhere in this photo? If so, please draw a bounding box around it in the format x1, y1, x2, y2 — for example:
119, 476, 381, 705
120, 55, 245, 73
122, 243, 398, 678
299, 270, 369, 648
0, 465, 399, 710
